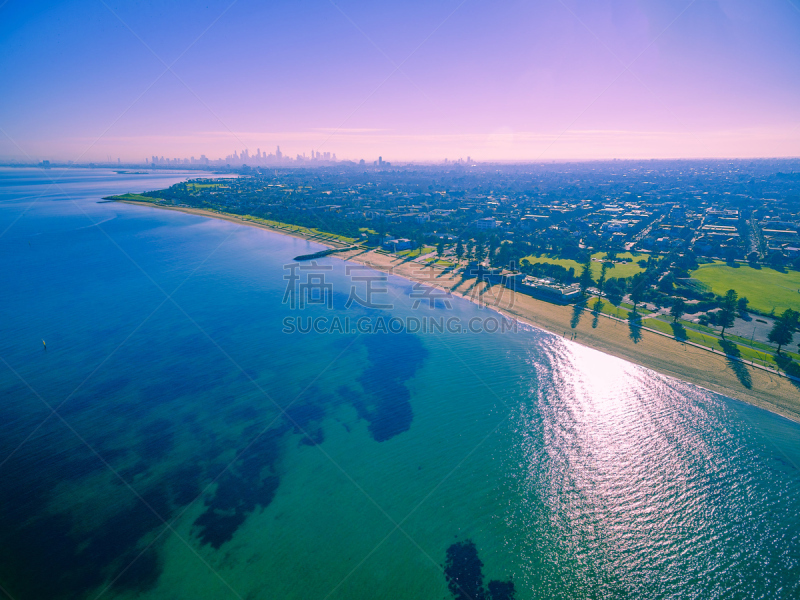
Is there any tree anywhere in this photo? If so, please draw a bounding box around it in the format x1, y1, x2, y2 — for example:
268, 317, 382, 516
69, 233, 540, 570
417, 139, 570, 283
455, 239, 464, 262
496, 240, 514, 270
474, 241, 484, 262
629, 273, 647, 312
597, 262, 608, 292
476, 233, 486, 256
579, 256, 594, 297
768, 309, 799, 354
737, 296, 749, 317
658, 273, 675, 293
488, 235, 499, 267
768, 251, 785, 270
605, 279, 623, 306
671, 298, 686, 322
436, 240, 445, 260
378, 221, 389, 242
416, 231, 425, 253
717, 289, 738, 338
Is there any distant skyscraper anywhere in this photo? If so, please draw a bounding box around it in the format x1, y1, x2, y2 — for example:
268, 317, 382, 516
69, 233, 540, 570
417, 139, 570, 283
276, 146, 282, 160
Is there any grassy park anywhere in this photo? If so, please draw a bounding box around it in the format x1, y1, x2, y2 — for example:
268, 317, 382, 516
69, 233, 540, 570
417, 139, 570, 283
112, 195, 359, 244
691, 261, 800, 314
587, 297, 652, 319
108, 193, 162, 202
398, 245, 436, 258
186, 182, 227, 190
580, 292, 800, 376
522, 251, 646, 279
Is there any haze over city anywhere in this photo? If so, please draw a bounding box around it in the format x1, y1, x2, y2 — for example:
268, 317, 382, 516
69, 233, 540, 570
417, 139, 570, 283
2, 0, 800, 163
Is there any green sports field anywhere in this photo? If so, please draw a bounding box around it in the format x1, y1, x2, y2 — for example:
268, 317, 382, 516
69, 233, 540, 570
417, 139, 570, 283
521, 252, 645, 280
691, 261, 800, 314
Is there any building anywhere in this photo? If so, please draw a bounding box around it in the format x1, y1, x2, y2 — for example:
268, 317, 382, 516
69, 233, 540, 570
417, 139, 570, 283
517, 276, 581, 303
475, 217, 499, 230
382, 238, 412, 251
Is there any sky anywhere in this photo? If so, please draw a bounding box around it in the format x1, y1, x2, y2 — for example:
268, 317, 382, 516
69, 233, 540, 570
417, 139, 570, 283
1, 0, 799, 162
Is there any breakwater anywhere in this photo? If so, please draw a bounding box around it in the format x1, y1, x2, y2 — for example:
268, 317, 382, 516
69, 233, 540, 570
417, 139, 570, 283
293, 246, 359, 261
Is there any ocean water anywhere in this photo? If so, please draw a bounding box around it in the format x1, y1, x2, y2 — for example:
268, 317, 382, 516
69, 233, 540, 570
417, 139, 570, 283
1, 168, 799, 599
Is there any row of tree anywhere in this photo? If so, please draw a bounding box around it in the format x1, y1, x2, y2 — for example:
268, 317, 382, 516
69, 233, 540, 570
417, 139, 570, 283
769, 309, 799, 354
669, 289, 798, 356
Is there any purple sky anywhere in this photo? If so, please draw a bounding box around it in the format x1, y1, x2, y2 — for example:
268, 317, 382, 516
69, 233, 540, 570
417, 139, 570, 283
2, 0, 799, 162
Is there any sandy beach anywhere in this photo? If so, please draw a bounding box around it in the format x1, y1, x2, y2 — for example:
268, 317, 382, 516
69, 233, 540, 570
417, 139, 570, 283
118, 200, 800, 424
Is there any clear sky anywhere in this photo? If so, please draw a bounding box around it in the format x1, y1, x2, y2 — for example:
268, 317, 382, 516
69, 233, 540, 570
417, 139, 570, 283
1, 0, 799, 162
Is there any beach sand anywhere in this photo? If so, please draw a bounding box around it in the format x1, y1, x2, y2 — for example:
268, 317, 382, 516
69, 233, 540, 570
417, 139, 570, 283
118, 200, 800, 424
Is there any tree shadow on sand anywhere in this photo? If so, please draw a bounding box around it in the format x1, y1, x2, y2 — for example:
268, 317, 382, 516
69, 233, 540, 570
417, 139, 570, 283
775, 354, 800, 390
591, 300, 604, 328
719, 339, 752, 389
570, 302, 585, 329
478, 280, 508, 309
437, 265, 458, 278
452, 269, 478, 294
628, 311, 642, 343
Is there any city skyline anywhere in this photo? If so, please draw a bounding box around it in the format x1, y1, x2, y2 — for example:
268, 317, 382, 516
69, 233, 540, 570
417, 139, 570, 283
148, 145, 340, 167
2, 0, 800, 162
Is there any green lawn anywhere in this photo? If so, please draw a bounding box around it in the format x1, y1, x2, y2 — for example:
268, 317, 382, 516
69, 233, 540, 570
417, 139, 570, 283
642, 318, 782, 369
650, 314, 800, 367
312, 231, 358, 244
587, 297, 651, 319
109, 193, 160, 202
595, 252, 647, 279
587, 297, 800, 374
521, 252, 645, 280
187, 183, 226, 190
691, 261, 800, 314
239, 216, 357, 243
642, 317, 675, 336
398, 246, 436, 258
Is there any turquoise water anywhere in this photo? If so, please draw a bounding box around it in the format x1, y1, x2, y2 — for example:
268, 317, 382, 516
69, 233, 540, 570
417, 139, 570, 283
1, 168, 799, 599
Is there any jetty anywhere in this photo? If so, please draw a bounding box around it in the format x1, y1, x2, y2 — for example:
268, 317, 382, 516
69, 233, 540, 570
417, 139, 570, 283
293, 246, 358, 261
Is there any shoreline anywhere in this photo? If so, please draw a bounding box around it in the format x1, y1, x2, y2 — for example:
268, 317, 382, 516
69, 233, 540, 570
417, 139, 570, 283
114, 199, 800, 424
